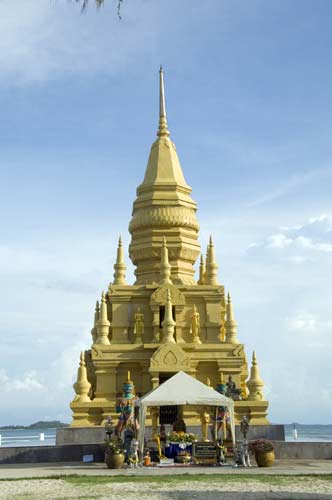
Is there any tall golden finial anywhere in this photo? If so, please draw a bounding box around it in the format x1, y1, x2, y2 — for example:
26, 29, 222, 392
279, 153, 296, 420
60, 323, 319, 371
198, 254, 206, 285
161, 288, 176, 343
206, 377, 211, 387
113, 236, 127, 285
96, 291, 111, 345
157, 66, 170, 138
72, 351, 91, 403
225, 292, 239, 344
247, 351, 265, 401
160, 236, 172, 285
205, 236, 218, 285
91, 300, 100, 345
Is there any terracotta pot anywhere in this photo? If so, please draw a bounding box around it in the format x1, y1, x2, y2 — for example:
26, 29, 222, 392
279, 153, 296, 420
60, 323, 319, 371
255, 450, 275, 467
105, 452, 125, 469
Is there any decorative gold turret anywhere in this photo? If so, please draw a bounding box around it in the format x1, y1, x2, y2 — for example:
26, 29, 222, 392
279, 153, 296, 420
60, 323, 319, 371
160, 237, 172, 285
247, 351, 265, 401
225, 292, 239, 344
197, 254, 205, 285
96, 291, 110, 345
91, 300, 99, 344
161, 288, 176, 343
113, 236, 127, 285
205, 236, 218, 285
129, 67, 200, 285
72, 352, 91, 403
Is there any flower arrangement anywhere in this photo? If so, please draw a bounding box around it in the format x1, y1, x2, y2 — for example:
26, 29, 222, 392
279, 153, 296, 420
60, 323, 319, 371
249, 439, 274, 453
105, 437, 123, 455
168, 432, 196, 443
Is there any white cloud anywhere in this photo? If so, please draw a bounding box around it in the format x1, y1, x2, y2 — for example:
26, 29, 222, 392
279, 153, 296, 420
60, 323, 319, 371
287, 313, 318, 334
287, 312, 332, 336
267, 233, 292, 248
0, 369, 45, 392
248, 214, 332, 258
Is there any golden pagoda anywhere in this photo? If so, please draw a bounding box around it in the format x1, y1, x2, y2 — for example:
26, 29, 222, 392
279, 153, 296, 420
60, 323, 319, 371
70, 68, 269, 428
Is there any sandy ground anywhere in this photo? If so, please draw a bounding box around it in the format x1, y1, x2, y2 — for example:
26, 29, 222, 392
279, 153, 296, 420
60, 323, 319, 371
1, 477, 332, 500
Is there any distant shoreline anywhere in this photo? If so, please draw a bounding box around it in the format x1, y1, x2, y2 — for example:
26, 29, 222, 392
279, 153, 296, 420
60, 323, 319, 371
0, 421, 69, 430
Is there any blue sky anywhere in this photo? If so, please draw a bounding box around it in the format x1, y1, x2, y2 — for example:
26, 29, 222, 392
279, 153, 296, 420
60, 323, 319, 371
0, 0, 331, 425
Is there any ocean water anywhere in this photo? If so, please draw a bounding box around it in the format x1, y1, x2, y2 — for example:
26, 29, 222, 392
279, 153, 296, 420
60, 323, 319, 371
284, 424, 332, 442
0, 428, 56, 447
0, 425, 331, 447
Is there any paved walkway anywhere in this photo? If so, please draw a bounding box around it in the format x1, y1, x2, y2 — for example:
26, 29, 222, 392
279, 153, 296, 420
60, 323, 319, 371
0, 460, 332, 479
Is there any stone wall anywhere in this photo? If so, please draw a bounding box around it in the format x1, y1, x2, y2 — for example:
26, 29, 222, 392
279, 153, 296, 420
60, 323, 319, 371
2, 435, 332, 464
56, 427, 105, 445
273, 441, 332, 460
0, 444, 104, 464
56, 424, 285, 445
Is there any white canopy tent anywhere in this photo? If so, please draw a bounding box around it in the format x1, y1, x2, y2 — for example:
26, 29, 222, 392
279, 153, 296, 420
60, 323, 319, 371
135, 371, 235, 457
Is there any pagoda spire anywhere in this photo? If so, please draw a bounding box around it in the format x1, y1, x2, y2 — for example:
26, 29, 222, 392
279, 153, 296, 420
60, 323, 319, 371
205, 236, 218, 285
96, 291, 111, 345
72, 352, 91, 403
225, 292, 239, 344
162, 289, 176, 343
247, 351, 265, 401
197, 254, 206, 285
129, 68, 200, 285
113, 236, 127, 285
91, 300, 99, 344
157, 65, 170, 138
160, 237, 172, 285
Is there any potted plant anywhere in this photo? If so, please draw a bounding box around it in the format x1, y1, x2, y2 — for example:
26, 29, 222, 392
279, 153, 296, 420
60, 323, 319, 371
249, 439, 275, 467
104, 437, 125, 469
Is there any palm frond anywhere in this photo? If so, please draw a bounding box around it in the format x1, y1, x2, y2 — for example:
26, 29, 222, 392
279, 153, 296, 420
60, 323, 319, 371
77, 0, 123, 18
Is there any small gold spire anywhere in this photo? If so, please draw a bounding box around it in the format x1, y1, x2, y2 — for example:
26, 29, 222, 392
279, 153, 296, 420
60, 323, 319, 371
220, 371, 225, 383
247, 351, 265, 401
161, 288, 176, 343
198, 254, 206, 285
113, 236, 127, 285
206, 377, 211, 387
91, 300, 100, 344
160, 237, 172, 285
205, 236, 218, 285
96, 291, 111, 345
225, 292, 239, 344
205, 243, 210, 265
72, 351, 91, 403
127, 370, 131, 382
157, 66, 170, 138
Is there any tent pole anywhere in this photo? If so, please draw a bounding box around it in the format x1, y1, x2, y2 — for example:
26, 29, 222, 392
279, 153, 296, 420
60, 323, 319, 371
214, 407, 218, 441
